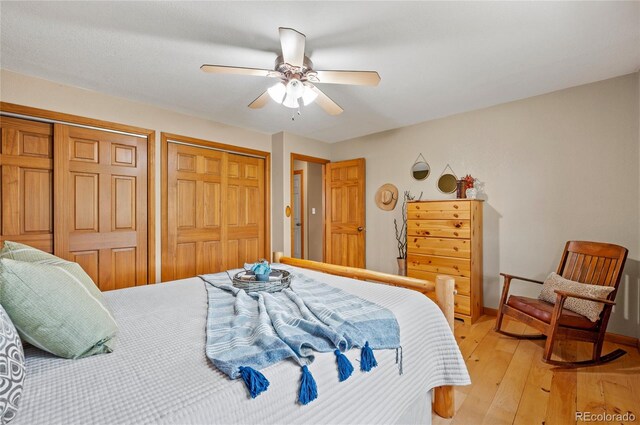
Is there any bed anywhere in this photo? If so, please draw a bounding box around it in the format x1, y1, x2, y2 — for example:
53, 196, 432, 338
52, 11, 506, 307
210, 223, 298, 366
13, 260, 470, 425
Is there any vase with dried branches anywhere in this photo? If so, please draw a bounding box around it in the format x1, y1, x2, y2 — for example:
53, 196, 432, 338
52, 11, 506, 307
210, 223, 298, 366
393, 191, 422, 275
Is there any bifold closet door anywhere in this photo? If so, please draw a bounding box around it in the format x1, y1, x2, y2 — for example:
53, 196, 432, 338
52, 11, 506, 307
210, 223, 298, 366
165, 143, 224, 280
54, 124, 148, 290
225, 152, 265, 269
0, 117, 54, 252
163, 143, 265, 281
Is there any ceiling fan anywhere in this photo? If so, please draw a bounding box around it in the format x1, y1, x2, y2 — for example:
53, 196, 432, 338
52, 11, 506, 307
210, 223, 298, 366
200, 27, 380, 116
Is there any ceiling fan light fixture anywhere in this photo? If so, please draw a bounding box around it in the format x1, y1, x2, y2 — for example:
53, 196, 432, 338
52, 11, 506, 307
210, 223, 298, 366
285, 79, 305, 99
301, 84, 318, 106
267, 82, 286, 103
282, 93, 300, 109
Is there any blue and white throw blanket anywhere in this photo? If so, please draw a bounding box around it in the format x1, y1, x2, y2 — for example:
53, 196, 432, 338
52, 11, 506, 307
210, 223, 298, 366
200, 266, 402, 405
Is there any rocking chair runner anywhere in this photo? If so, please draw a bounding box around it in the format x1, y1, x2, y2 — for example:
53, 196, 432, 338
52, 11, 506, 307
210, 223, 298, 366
495, 241, 629, 367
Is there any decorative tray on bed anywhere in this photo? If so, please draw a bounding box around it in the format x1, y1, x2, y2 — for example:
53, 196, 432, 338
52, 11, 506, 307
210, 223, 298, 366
232, 269, 292, 293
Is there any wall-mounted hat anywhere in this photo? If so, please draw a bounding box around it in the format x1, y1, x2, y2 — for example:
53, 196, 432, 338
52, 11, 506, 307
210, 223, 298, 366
375, 183, 399, 211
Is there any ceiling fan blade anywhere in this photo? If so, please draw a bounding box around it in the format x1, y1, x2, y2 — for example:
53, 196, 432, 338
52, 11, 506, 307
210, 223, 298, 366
201, 64, 281, 78
279, 27, 306, 68
311, 86, 343, 115
248, 91, 271, 109
313, 70, 381, 86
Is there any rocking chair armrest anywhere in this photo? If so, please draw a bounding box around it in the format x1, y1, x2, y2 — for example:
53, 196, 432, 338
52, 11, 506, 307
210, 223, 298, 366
499, 273, 544, 285
553, 290, 616, 306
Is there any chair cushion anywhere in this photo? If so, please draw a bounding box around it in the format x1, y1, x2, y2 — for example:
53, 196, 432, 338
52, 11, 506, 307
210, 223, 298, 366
539, 272, 614, 322
507, 295, 599, 330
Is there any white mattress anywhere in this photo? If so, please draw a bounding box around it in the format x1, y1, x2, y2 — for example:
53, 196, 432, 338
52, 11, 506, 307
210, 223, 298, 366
15, 267, 469, 425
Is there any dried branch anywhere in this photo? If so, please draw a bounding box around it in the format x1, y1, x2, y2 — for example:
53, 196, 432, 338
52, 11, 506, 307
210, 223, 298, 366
393, 190, 422, 259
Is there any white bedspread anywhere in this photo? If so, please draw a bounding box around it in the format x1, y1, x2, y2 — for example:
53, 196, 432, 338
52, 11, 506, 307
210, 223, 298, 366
15, 267, 469, 425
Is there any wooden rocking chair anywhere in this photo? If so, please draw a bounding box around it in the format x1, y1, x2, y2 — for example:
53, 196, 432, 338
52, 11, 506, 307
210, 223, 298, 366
495, 241, 628, 367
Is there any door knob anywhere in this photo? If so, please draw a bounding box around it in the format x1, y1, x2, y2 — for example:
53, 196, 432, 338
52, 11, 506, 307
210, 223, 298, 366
357, 226, 364, 232
295, 223, 302, 227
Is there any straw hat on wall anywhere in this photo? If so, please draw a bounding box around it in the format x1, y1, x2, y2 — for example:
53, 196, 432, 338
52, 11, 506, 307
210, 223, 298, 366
375, 183, 399, 211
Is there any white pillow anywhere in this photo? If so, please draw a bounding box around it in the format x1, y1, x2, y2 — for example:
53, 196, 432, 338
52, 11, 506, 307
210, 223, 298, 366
0, 303, 25, 423
539, 272, 614, 322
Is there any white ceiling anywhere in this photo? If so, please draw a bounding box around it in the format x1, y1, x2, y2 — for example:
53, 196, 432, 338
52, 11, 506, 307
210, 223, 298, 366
1, 1, 639, 142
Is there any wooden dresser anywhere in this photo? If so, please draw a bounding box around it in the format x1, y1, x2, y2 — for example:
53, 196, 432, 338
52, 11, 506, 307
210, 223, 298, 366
406, 200, 483, 324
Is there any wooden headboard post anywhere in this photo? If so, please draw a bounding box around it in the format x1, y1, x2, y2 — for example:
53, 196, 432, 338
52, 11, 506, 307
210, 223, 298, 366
277, 256, 457, 419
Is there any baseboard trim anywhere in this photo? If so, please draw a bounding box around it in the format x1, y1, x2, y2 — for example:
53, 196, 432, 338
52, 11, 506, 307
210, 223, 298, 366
483, 307, 498, 316
482, 307, 639, 349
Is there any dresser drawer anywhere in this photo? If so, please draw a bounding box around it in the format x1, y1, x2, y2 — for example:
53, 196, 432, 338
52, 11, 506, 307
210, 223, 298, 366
407, 236, 470, 259
408, 208, 470, 220
407, 219, 470, 239
407, 254, 470, 278
409, 201, 470, 212
425, 291, 471, 316
407, 269, 470, 296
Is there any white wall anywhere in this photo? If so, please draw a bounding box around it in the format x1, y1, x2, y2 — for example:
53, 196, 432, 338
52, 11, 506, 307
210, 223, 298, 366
331, 73, 640, 337
1, 69, 272, 279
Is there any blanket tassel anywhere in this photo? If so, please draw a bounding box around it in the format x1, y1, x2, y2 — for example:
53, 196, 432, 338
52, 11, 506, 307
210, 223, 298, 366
396, 345, 404, 376
360, 341, 378, 372
334, 349, 354, 382
298, 365, 318, 405
239, 366, 270, 399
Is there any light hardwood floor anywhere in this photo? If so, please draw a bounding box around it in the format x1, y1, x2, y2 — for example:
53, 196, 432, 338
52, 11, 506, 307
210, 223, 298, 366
433, 315, 640, 425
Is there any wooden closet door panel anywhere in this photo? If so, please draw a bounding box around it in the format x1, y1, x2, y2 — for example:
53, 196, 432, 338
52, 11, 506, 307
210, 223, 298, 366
0, 117, 53, 252
226, 153, 264, 267
165, 143, 225, 280
55, 124, 147, 290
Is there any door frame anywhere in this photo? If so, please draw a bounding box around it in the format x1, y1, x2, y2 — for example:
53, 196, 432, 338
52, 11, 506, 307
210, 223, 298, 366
161, 132, 271, 281
0, 102, 157, 283
290, 153, 330, 262
292, 169, 304, 259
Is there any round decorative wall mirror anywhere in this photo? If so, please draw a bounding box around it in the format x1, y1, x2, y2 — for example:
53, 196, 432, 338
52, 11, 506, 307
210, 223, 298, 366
437, 164, 458, 194
411, 153, 430, 181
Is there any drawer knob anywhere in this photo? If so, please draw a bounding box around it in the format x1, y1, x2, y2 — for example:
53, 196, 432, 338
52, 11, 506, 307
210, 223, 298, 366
454, 247, 459, 251
425, 231, 431, 235
453, 213, 459, 218
455, 223, 462, 228
454, 232, 459, 236
454, 205, 459, 209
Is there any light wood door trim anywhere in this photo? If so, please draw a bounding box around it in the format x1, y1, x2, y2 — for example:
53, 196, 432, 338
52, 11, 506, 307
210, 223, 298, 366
290, 153, 329, 262
0, 102, 156, 283
161, 132, 271, 281
291, 169, 305, 259
324, 158, 366, 268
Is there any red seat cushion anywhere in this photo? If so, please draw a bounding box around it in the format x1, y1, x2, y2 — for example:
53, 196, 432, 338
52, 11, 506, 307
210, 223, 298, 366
507, 295, 599, 330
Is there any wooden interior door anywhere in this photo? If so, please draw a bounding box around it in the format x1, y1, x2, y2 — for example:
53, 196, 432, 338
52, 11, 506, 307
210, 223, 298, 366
0, 117, 54, 252
324, 158, 366, 268
164, 143, 224, 280
163, 143, 266, 280
225, 152, 265, 269
54, 124, 148, 290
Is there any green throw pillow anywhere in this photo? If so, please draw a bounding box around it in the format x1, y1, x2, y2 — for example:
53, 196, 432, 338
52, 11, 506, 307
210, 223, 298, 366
0, 241, 105, 303
0, 259, 118, 359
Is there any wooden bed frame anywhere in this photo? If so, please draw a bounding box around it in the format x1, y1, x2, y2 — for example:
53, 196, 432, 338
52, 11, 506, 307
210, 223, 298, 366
276, 255, 457, 419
